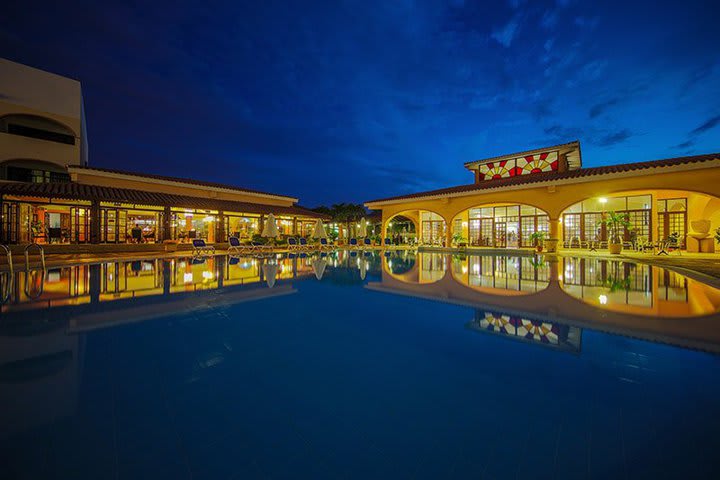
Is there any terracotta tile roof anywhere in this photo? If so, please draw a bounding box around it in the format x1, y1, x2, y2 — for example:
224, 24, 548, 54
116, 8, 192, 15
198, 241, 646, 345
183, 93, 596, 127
68, 165, 298, 200
367, 152, 720, 204
0, 181, 328, 219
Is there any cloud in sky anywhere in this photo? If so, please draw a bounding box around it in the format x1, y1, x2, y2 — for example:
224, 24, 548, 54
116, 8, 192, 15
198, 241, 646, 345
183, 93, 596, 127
0, 0, 718, 205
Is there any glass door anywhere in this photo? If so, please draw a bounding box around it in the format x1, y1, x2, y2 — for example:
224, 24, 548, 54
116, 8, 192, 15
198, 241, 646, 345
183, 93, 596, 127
1, 202, 19, 243
494, 221, 507, 247
70, 207, 90, 243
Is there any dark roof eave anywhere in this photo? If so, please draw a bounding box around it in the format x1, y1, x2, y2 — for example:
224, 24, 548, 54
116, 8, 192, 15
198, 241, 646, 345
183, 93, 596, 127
0, 182, 329, 219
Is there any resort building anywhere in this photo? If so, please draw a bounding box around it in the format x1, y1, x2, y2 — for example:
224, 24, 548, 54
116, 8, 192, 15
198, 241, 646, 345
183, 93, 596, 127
365, 141, 720, 253
0, 58, 325, 245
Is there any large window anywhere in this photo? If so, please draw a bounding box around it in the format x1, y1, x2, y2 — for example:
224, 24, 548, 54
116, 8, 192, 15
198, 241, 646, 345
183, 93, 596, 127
420, 212, 445, 245
6, 166, 70, 183
1, 114, 76, 145
657, 198, 687, 248
467, 205, 548, 248
562, 195, 651, 247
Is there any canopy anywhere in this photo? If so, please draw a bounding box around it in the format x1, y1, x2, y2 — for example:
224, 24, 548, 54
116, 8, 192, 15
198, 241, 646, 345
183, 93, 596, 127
262, 262, 277, 288
312, 219, 327, 239
262, 213, 279, 238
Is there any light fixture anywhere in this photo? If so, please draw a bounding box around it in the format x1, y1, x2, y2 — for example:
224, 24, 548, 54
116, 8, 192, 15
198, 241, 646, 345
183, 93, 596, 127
183, 273, 193, 283
599, 197, 607, 204
599, 294, 608, 305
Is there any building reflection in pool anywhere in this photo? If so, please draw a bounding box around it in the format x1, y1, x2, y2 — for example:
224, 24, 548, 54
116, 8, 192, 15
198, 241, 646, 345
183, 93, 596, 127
373, 251, 720, 352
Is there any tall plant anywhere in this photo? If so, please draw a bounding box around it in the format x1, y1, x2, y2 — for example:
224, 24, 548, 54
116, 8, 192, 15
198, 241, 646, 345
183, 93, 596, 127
602, 211, 631, 244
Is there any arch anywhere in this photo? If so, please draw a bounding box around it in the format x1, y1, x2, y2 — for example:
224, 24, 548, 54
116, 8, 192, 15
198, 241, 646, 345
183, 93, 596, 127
383, 208, 448, 246
558, 189, 720, 251
382, 250, 448, 285
450, 202, 552, 248
0, 113, 77, 145
449, 253, 551, 296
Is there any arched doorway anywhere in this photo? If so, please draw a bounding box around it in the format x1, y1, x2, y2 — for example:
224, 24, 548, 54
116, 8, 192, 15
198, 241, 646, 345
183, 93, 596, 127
384, 210, 447, 246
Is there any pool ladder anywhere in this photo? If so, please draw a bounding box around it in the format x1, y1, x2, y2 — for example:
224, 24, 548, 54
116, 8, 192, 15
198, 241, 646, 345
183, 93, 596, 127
24, 244, 46, 299
0, 244, 47, 302
0, 245, 13, 303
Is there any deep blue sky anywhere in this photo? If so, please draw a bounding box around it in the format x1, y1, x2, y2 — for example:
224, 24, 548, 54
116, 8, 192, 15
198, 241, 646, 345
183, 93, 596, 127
1, 0, 718, 206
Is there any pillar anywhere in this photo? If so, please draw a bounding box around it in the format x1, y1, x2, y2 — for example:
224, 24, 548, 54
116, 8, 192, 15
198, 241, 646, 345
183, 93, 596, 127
445, 221, 452, 248
217, 212, 226, 243
162, 206, 172, 241
548, 218, 561, 252
293, 217, 298, 236
90, 199, 101, 244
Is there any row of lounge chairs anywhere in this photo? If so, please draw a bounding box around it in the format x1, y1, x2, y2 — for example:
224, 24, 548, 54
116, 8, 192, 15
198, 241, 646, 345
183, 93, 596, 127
194, 236, 405, 258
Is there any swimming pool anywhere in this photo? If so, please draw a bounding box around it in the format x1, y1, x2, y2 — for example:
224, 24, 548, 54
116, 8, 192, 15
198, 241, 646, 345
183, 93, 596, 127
1, 250, 719, 479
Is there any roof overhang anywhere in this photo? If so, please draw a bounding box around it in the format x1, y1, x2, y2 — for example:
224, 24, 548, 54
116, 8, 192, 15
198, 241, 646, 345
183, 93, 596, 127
365, 157, 720, 208
67, 166, 299, 203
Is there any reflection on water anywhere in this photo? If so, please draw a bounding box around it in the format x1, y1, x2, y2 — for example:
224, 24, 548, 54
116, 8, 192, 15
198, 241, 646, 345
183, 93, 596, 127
1, 249, 720, 478
467, 310, 582, 353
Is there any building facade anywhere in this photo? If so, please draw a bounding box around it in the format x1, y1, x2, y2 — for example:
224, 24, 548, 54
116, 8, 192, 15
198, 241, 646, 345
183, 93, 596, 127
366, 141, 720, 253
0, 58, 325, 245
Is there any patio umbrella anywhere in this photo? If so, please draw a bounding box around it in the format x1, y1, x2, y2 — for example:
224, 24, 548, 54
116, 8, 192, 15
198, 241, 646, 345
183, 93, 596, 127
358, 217, 368, 238
262, 214, 279, 239
262, 262, 277, 288
312, 257, 327, 280
312, 219, 327, 239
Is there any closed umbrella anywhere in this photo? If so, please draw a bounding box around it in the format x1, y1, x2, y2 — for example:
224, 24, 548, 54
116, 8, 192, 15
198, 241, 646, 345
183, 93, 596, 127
312, 219, 327, 239
262, 213, 280, 242
358, 217, 367, 238
359, 258, 367, 280
262, 262, 277, 288
312, 257, 327, 280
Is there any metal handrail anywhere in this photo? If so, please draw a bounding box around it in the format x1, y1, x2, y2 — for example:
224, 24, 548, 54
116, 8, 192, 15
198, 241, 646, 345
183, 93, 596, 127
0, 244, 13, 276
24, 268, 45, 300
24, 243, 46, 272
0, 271, 12, 304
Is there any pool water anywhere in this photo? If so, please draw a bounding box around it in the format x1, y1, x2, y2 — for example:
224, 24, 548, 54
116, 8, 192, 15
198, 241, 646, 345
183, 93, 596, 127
1, 251, 720, 479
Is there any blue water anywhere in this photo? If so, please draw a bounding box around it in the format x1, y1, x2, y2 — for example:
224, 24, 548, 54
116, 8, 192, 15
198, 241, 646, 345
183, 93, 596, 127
1, 251, 720, 479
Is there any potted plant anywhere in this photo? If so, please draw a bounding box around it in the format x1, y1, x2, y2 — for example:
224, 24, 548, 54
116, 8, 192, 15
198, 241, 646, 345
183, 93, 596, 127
529, 231, 546, 253
602, 211, 631, 254
451, 232, 467, 248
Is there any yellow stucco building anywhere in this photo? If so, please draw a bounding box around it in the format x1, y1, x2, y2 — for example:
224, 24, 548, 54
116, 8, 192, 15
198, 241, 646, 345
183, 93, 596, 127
365, 141, 720, 253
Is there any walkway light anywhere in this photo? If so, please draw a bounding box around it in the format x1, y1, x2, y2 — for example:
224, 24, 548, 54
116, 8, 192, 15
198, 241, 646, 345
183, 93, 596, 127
599, 294, 608, 305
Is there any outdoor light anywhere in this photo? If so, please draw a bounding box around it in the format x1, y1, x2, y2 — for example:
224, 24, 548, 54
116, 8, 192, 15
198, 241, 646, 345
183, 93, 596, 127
462, 221, 468, 228
202, 271, 213, 280
599, 294, 608, 305
599, 197, 607, 204
183, 273, 193, 283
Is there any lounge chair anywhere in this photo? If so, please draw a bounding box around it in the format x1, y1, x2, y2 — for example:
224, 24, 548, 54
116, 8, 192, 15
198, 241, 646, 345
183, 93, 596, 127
349, 238, 358, 248
228, 236, 247, 256
287, 237, 300, 251
192, 239, 215, 256
319, 237, 333, 251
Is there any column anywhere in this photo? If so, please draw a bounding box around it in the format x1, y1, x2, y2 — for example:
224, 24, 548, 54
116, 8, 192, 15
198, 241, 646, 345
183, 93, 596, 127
445, 221, 452, 248
293, 217, 298, 236
217, 212, 226, 243
162, 206, 172, 241
90, 199, 101, 244
548, 218, 561, 252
